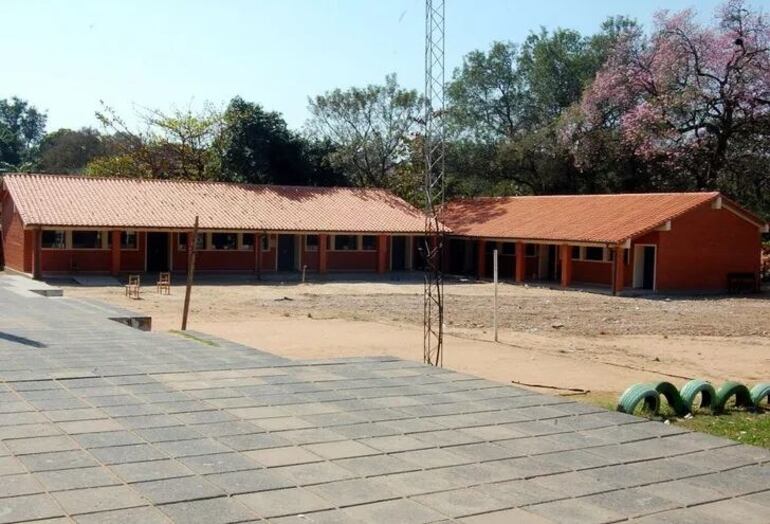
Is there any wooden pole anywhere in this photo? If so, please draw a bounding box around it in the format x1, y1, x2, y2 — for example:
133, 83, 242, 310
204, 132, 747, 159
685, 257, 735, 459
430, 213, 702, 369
181, 216, 199, 331
493, 248, 498, 342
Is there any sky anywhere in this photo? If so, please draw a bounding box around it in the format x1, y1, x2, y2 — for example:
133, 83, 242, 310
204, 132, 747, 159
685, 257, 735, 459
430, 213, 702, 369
1, 0, 735, 133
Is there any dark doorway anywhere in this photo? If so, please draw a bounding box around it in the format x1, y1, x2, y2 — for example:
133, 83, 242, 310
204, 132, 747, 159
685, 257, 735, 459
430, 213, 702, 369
277, 235, 295, 271
146, 232, 170, 272
392, 236, 407, 271
642, 246, 655, 290
448, 238, 467, 274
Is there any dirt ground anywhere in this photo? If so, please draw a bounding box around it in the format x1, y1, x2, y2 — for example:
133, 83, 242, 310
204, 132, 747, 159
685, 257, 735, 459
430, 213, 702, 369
60, 277, 770, 395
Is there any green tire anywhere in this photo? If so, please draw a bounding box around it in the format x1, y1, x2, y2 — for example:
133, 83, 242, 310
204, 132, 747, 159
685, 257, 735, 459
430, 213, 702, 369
649, 381, 690, 417
750, 383, 770, 409
680, 379, 716, 412
617, 383, 660, 415
713, 381, 753, 413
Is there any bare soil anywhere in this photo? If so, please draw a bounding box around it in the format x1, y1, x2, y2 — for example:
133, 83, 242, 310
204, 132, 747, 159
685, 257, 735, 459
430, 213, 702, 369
60, 277, 770, 394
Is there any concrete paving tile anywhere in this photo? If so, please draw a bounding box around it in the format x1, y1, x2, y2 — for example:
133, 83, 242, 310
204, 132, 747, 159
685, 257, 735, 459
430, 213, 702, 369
110, 459, 194, 483
217, 432, 291, 451
133, 425, 204, 443
159, 497, 258, 524
457, 508, 553, 523
245, 446, 322, 467
90, 443, 169, 464
74, 506, 171, 524
226, 406, 290, 420
482, 479, 562, 507
179, 452, 260, 474
303, 440, 380, 460
0, 493, 64, 524
73, 431, 144, 449
413, 487, 515, 518
526, 499, 624, 524
394, 448, 472, 469
0, 422, 62, 440
154, 438, 232, 458
268, 509, 362, 523
45, 408, 107, 422
307, 477, 399, 507
334, 454, 419, 477
35, 466, 122, 491
52, 485, 148, 515
582, 486, 680, 519
205, 468, 294, 495
0, 455, 27, 475
132, 476, 225, 504
236, 487, 334, 518
0, 473, 45, 497
273, 460, 356, 486
187, 421, 262, 438
58, 419, 125, 434
358, 434, 431, 453
341, 499, 446, 524
19, 449, 100, 472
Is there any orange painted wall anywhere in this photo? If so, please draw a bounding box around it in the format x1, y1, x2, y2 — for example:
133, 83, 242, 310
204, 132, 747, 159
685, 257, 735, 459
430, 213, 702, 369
572, 260, 611, 284
1, 192, 28, 272
647, 203, 761, 291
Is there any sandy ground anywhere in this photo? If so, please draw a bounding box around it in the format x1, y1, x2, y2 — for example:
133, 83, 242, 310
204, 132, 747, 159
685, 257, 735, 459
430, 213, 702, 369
59, 276, 770, 394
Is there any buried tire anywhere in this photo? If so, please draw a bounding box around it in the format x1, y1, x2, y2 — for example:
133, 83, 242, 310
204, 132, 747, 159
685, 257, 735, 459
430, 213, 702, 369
680, 379, 716, 413
617, 383, 660, 415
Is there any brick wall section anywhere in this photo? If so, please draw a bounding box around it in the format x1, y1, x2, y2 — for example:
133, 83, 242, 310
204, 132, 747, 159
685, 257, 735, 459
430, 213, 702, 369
1, 192, 28, 272
651, 203, 761, 291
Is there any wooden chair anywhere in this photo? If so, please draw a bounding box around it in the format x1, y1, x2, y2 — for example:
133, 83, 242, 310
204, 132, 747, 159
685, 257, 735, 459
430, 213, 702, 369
125, 275, 140, 299
157, 272, 171, 295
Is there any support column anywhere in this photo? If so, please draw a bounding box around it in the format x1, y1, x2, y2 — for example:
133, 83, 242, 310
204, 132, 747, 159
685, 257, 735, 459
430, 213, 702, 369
515, 241, 525, 283
477, 239, 486, 279
612, 245, 624, 295
110, 230, 121, 276
560, 244, 572, 288
318, 234, 328, 274
32, 228, 42, 280
376, 235, 388, 274
253, 232, 261, 276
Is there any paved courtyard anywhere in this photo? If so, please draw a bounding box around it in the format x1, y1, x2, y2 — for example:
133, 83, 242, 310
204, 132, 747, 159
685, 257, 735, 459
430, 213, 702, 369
0, 277, 769, 523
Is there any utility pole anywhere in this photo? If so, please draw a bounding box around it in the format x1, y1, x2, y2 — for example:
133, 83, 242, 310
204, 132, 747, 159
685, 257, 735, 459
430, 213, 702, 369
181, 216, 199, 331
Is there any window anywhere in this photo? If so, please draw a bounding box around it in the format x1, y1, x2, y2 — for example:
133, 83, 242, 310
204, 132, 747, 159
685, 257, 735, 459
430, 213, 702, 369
525, 244, 536, 257
107, 231, 137, 250
260, 235, 270, 251
41, 230, 66, 249
211, 232, 237, 250
178, 233, 207, 251
585, 247, 604, 261
71, 230, 102, 249
571, 246, 582, 260
501, 243, 515, 256
240, 233, 255, 250
334, 235, 358, 251
305, 235, 319, 252
361, 235, 377, 251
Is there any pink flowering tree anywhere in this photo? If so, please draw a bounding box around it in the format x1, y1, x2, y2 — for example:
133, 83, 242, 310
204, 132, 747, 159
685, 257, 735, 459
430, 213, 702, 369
565, 0, 770, 196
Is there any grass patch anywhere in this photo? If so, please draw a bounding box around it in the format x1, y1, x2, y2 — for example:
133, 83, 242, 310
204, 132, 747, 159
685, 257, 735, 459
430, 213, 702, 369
580, 391, 770, 449
169, 330, 219, 347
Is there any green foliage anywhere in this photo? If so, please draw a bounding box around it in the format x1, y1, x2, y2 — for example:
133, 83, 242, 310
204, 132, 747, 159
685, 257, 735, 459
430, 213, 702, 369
38, 128, 106, 173
0, 97, 47, 171
307, 74, 422, 189
212, 97, 344, 186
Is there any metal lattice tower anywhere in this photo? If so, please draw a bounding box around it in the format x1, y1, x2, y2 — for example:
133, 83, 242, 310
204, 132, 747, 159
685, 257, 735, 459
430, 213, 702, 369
423, 0, 445, 367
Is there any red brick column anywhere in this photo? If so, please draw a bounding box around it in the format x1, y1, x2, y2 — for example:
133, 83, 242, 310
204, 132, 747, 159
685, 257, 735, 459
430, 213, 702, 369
560, 244, 572, 288
377, 235, 388, 274
110, 230, 121, 276
612, 245, 625, 294
515, 241, 525, 283
477, 239, 486, 279
32, 228, 42, 280
318, 234, 328, 274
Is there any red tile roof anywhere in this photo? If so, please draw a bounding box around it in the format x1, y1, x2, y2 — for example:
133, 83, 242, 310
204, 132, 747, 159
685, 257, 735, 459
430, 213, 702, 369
441, 192, 760, 244
2, 174, 427, 233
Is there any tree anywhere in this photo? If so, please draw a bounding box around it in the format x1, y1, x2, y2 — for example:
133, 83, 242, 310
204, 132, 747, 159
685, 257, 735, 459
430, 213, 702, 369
0, 97, 47, 171
566, 0, 770, 213
307, 74, 422, 188
38, 128, 106, 173
91, 103, 221, 180
446, 23, 627, 196
213, 96, 340, 185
